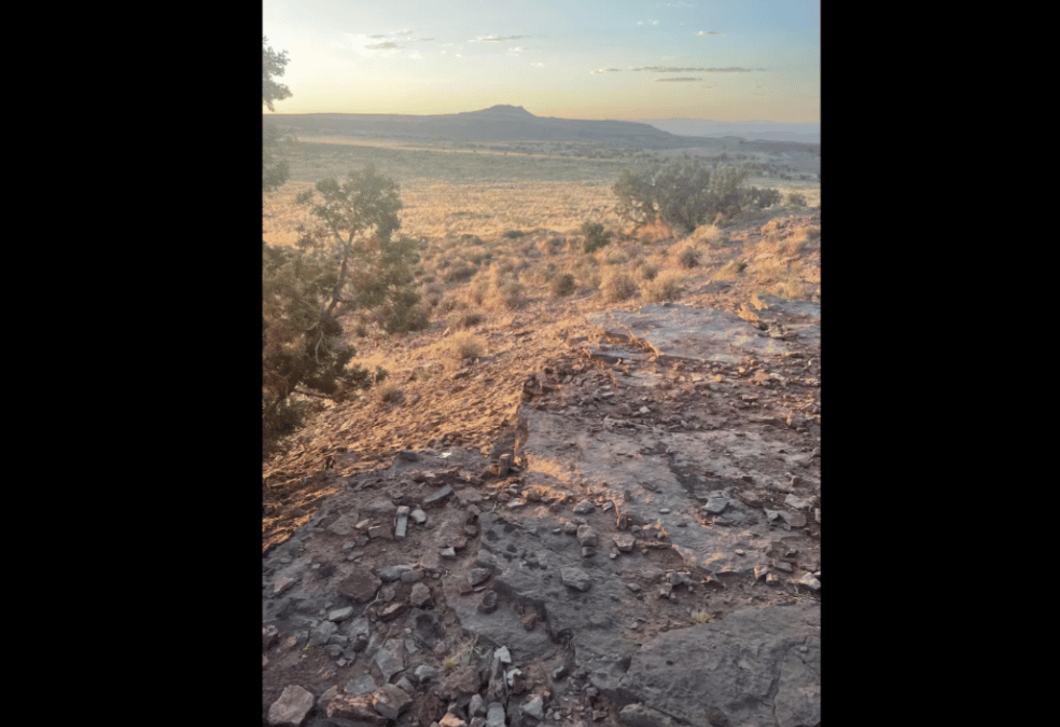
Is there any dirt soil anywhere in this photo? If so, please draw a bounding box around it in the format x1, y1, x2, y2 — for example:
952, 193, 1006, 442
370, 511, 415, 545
262, 211, 820, 727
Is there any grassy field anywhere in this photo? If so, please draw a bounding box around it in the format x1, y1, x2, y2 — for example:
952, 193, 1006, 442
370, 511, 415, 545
263, 136, 820, 248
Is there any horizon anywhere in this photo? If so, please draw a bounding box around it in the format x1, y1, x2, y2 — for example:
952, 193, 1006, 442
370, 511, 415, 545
263, 1, 819, 124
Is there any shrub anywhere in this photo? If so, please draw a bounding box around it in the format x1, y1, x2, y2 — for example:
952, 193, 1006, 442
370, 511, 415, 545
447, 310, 486, 329
581, 222, 612, 253
375, 383, 405, 404
550, 272, 576, 297
642, 271, 684, 302
447, 333, 484, 362
639, 263, 659, 281
613, 160, 781, 233
503, 229, 526, 239
786, 192, 808, 207
600, 269, 638, 302
674, 242, 703, 269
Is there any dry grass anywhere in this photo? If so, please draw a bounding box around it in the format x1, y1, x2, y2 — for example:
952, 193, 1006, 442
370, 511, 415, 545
690, 609, 715, 624
446, 332, 485, 363
600, 269, 639, 303
641, 270, 685, 302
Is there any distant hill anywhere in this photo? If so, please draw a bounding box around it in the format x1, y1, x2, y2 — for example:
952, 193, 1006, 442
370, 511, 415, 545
637, 118, 820, 143
267, 105, 723, 149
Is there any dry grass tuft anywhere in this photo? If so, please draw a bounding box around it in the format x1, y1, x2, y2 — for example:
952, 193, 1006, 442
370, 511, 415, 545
446, 332, 485, 363
600, 269, 639, 302
690, 609, 715, 624
641, 271, 685, 302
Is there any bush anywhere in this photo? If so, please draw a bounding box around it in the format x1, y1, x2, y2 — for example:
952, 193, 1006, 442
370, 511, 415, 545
674, 242, 703, 269
447, 333, 484, 362
613, 160, 781, 233
581, 222, 612, 253
786, 192, 808, 207
600, 270, 639, 302
550, 272, 576, 297
642, 271, 684, 302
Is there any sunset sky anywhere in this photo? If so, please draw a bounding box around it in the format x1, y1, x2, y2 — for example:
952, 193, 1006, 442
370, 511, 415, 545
263, 0, 819, 123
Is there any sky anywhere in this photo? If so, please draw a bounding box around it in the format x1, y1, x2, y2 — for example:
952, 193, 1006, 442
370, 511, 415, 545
263, 0, 819, 123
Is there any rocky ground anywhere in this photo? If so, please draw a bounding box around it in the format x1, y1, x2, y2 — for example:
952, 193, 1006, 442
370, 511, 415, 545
263, 259, 821, 727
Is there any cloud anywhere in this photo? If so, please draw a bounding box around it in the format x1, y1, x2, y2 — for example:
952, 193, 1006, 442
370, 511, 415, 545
367, 34, 387, 39
632, 66, 762, 72
473, 34, 527, 42
652, 20, 660, 25
655, 77, 700, 82
365, 42, 399, 50
697, 30, 723, 35
591, 68, 622, 74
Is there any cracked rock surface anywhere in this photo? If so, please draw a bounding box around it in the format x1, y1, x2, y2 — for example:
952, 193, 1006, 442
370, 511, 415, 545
263, 297, 820, 727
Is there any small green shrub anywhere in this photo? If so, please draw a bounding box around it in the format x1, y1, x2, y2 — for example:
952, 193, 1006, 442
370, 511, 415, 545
786, 192, 807, 207
503, 229, 526, 239
582, 222, 612, 253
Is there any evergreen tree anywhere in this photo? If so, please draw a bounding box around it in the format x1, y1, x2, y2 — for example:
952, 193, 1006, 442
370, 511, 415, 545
261, 42, 389, 459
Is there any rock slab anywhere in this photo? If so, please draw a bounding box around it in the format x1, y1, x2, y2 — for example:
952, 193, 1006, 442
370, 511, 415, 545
267, 684, 315, 727
616, 602, 820, 727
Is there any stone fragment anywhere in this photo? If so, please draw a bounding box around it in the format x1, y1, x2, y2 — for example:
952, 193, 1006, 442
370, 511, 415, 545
415, 664, 440, 684
273, 576, 296, 597
327, 694, 389, 726
374, 638, 406, 681
267, 685, 315, 727
470, 694, 487, 717
796, 573, 821, 591
378, 564, 413, 582
573, 500, 595, 514
522, 696, 545, 720
369, 524, 392, 540
440, 714, 468, 727
324, 607, 353, 627
402, 568, 424, 583
373, 683, 413, 720
263, 624, 279, 650
443, 665, 482, 697
478, 590, 499, 613
395, 509, 410, 540
618, 703, 677, 727
412, 508, 428, 524
494, 646, 512, 664
424, 485, 454, 507
560, 567, 592, 592
486, 702, 507, 727
411, 582, 433, 608
309, 621, 338, 647
345, 674, 378, 696
704, 497, 729, 514
468, 568, 493, 587
576, 525, 598, 547
327, 514, 360, 537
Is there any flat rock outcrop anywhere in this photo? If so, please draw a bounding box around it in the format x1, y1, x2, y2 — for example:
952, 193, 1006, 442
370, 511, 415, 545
263, 298, 821, 727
